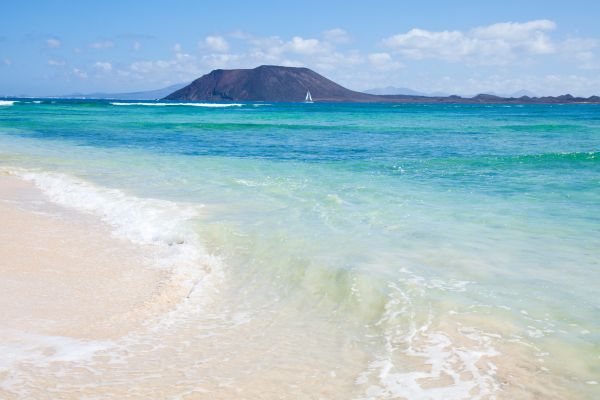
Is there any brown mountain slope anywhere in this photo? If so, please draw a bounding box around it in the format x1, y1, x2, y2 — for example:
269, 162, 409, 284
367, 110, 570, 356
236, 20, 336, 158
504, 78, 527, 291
164, 65, 376, 102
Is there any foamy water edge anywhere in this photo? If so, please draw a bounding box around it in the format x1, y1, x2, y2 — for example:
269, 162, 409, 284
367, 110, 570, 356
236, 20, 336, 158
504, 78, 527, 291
1, 167, 506, 399
110, 102, 243, 107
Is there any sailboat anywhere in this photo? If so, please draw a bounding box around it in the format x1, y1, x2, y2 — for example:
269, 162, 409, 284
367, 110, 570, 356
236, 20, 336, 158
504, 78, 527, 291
304, 90, 314, 103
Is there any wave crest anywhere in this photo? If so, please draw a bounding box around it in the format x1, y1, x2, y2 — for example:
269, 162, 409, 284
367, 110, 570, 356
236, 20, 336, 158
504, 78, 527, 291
110, 102, 243, 107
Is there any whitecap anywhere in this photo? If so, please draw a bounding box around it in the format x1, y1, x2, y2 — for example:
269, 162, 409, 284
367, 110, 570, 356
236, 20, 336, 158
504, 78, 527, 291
0, 100, 17, 106
110, 102, 243, 107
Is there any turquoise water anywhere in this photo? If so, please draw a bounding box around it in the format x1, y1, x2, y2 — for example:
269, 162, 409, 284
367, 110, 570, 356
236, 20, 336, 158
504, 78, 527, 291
1, 100, 599, 398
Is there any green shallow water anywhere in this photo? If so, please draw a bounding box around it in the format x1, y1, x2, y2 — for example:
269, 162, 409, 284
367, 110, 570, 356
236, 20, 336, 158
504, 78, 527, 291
0, 100, 599, 398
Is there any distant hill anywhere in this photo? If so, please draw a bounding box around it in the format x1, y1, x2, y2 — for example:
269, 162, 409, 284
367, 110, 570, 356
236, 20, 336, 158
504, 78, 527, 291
478, 89, 537, 98
165, 65, 600, 104
164, 65, 375, 102
59, 83, 188, 100
364, 87, 537, 98
364, 86, 450, 97
507, 90, 537, 98
364, 86, 428, 96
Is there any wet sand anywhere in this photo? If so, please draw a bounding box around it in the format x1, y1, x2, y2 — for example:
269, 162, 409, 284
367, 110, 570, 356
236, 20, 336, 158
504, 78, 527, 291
0, 174, 177, 340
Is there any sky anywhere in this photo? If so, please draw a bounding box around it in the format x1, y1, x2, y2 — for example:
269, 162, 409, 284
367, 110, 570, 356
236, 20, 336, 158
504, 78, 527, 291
2, 0, 600, 96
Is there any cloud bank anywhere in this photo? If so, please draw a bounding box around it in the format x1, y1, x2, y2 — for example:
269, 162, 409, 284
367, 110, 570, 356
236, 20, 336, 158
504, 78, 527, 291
29, 20, 600, 95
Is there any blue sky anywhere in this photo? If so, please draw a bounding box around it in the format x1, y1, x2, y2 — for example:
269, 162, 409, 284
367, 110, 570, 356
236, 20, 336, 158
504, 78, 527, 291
2, 0, 600, 96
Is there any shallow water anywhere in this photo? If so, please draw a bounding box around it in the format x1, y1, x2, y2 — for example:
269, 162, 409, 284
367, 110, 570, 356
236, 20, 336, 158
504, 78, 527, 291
1, 99, 599, 398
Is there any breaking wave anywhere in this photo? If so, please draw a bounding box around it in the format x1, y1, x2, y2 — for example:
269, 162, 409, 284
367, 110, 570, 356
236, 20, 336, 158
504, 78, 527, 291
110, 102, 243, 107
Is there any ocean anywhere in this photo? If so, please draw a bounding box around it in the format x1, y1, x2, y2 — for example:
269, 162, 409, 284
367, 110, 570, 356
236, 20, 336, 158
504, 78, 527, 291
0, 99, 599, 398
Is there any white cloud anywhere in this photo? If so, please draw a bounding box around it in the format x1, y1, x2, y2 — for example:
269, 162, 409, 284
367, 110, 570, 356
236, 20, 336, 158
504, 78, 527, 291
48, 59, 66, 66
473, 20, 554, 38
89, 40, 114, 49
202, 53, 241, 69
539, 74, 600, 94
118, 32, 366, 86
561, 37, 597, 52
68, 27, 600, 96
392, 72, 600, 97
286, 36, 327, 55
323, 28, 351, 44
560, 37, 599, 69
208, 33, 338, 64
3, 58, 12, 66
384, 29, 471, 61
94, 61, 112, 72
383, 19, 558, 65
227, 32, 334, 59
204, 35, 229, 52
72, 68, 88, 79
19, 25, 600, 97
472, 20, 556, 54
247, 35, 286, 58
125, 50, 204, 83
120, 33, 335, 85
46, 38, 61, 48
315, 50, 364, 71
368, 52, 403, 71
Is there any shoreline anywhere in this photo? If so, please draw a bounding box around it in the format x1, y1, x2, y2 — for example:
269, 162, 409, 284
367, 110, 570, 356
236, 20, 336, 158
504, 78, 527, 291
0, 170, 592, 399
0, 174, 182, 341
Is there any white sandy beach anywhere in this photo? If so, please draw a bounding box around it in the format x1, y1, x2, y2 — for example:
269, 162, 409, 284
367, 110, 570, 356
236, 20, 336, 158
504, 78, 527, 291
0, 174, 182, 341
0, 173, 365, 399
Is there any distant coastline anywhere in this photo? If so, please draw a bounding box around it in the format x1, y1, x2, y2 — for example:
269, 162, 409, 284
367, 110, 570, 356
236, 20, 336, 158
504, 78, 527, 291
4, 65, 600, 104
3, 93, 600, 105
372, 93, 600, 104
163, 65, 600, 104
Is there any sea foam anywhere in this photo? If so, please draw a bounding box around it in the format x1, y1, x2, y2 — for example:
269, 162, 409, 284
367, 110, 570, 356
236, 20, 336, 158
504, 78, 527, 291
8, 168, 218, 291
0, 168, 227, 392
0, 100, 17, 106
355, 277, 500, 399
110, 102, 243, 107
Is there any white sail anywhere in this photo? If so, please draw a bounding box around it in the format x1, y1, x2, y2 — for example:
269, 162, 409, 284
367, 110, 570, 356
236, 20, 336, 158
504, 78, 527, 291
305, 90, 313, 103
